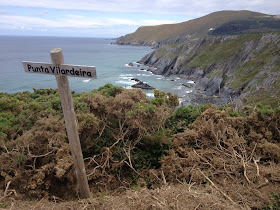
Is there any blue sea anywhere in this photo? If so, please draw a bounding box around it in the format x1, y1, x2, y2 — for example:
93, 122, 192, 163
0, 36, 193, 100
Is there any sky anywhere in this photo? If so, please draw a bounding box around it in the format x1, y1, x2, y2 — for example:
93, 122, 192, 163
0, 0, 279, 38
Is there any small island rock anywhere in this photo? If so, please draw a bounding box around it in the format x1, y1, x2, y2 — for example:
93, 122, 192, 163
132, 81, 155, 90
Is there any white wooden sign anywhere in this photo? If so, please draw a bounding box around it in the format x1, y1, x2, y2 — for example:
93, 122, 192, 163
22, 48, 93, 198
22, 61, 96, 79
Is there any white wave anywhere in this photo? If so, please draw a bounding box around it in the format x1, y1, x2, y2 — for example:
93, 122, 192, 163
146, 93, 154, 98
136, 73, 151, 77
125, 86, 133, 89
120, 74, 133, 76
156, 78, 162, 80
120, 77, 133, 80
119, 74, 133, 80
116, 80, 137, 85
125, 64, 132, 67
122, 77, 133, 80
187, 80, 195, 84
82, 79, 91, 83
174, 85, 183, 90
186, 90, 193, 93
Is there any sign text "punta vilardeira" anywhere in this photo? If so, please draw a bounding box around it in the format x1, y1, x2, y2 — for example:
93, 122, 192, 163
22, 61, 97, 79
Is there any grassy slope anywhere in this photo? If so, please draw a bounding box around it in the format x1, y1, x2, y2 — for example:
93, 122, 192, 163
183, 33, 280, 106
117, 10, 268, 44
147, 33, 280, 107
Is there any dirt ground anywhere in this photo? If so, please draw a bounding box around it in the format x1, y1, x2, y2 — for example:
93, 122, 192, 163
2, 184, 240, 210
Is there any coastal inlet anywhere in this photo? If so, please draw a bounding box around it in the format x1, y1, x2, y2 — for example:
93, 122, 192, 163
121, 61, 196, 105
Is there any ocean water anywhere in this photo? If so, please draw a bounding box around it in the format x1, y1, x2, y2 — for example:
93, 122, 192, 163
0, 36, 193, 99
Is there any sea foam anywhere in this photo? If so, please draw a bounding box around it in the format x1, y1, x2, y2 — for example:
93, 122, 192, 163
116, 80, 137, 85
146, 93, 154, 98
82, 79, 91, 83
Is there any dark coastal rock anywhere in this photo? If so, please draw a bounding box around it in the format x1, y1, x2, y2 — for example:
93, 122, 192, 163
182, 83, 194, 88
132, 81, 155, 90
200, 77, 223, 96
131, 78, 141, 82
128, 62, 133, 66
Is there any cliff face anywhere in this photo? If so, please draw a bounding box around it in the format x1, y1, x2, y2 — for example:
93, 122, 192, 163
140, 33, 280, 106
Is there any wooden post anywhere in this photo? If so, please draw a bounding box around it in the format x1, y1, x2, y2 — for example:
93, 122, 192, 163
50, 48, 90, 198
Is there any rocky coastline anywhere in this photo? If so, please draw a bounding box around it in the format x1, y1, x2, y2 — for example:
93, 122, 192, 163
124, 32, 280, 107
127, 62, 228, 106
136, 33, 280, 107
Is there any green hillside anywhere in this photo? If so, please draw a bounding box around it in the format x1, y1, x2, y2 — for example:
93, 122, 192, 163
140, 32, 280, 107
210, 19, 280, 35
116, 10, 277, 45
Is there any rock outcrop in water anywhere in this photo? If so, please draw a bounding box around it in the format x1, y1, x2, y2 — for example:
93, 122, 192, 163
132, 80, 155, 90
139, 33, 280, 106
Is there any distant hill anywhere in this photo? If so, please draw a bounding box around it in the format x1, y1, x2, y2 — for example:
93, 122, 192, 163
116, 10, 280, 46
210, 18, 280, 35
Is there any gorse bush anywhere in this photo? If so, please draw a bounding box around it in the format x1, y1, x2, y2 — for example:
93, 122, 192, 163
256, 103, 275, 118
152, 89, 179, 109
96, 83, 123, 97
166, 104, 211, 133
0, 85, 173, 195
0, 84, 279, 207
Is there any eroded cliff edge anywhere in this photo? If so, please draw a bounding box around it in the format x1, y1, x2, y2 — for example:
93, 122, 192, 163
139, 33, 280, 106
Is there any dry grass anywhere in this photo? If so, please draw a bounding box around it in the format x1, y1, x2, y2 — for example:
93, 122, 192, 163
2, 184, 239, 210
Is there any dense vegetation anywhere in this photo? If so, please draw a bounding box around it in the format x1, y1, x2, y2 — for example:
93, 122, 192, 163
0, 85, 279, 209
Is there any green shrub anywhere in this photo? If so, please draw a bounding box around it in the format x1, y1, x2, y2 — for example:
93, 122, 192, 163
151, 98, 164, 106
166, 104, 210, 133
256, 103, 274, 118
29, 101, 42, 111
97, 83, 123, 97
51, 97, 62, 111
132, 129, 172, 169
263, 193, 280, 210
0, 98, 10, 111
153, 89, 179, 109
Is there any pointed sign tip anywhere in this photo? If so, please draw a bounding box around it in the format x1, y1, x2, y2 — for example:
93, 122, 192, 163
50, 48, 62, 53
